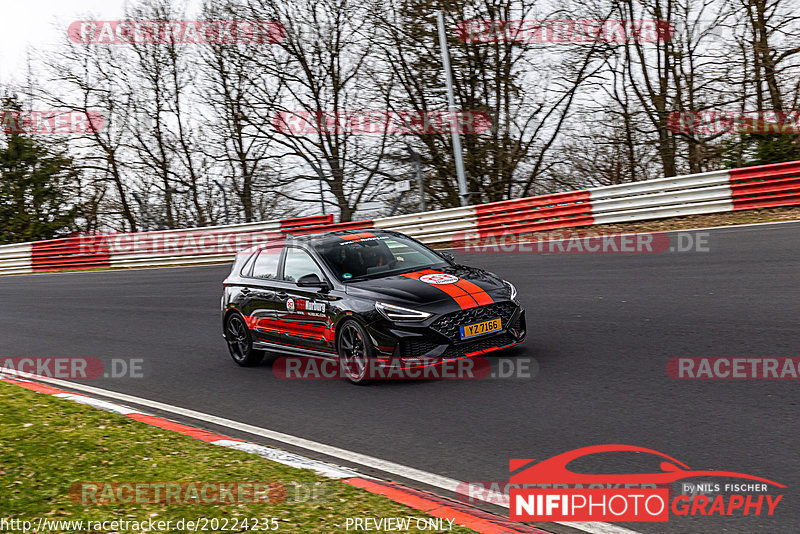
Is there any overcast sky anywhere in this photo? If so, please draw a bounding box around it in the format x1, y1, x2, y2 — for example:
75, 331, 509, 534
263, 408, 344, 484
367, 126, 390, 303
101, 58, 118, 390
0, 0, 200, 85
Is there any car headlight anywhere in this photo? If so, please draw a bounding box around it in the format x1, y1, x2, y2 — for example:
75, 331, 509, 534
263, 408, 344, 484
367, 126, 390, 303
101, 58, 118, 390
503, 280, 518, 301
375, 302, 431, 321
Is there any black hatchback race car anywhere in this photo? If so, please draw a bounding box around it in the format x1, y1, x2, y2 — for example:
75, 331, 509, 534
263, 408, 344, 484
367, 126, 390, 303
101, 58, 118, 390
221, 229, 526, 383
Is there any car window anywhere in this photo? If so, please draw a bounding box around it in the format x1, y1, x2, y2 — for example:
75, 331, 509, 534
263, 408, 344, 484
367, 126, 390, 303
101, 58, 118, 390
314, 235, 447, 281
282, 247, 324, 283
239, 251, 257, 277
251, 247, 281, 279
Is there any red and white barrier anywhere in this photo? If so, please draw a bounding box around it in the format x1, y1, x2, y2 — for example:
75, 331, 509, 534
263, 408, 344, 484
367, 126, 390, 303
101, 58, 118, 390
0, 242, 32, 275
1, 160, 799, 274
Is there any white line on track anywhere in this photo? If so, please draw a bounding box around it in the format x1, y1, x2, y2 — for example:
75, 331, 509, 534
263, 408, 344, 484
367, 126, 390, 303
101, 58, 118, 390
10, 373, 641, 534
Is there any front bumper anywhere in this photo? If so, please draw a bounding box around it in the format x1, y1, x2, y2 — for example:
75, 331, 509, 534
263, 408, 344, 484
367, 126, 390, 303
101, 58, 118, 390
367, 301, 527, 365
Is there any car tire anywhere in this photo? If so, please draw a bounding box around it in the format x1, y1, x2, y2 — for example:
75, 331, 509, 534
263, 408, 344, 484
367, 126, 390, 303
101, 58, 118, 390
224, 312, 264, 367
337, 319, 374, 385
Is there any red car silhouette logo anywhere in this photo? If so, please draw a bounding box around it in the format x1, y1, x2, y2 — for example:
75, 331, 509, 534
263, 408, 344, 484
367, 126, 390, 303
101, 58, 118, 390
510, 445, 785, 487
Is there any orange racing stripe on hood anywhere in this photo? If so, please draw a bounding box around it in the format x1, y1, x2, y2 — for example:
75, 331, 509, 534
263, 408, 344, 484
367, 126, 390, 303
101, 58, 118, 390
452, 278, 494, 306
400, 269, 481, 310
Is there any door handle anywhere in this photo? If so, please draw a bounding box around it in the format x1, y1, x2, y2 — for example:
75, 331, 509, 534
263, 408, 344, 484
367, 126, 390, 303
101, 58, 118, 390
276, 291, 288, 299
241, 287, 251, 295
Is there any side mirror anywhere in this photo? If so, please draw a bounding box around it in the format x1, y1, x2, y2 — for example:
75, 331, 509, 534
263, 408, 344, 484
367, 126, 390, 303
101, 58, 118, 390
297, 273, 330, 290
439, 251, 455, 263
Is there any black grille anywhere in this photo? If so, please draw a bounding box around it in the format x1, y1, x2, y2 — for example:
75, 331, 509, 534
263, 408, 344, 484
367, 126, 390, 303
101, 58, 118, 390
431, 301, 518, 342
441, 333, 515, 359
401, 339, 440, 359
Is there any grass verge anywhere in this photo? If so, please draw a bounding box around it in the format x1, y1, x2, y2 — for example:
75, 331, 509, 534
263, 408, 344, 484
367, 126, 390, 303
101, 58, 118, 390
0, 381, 475, 533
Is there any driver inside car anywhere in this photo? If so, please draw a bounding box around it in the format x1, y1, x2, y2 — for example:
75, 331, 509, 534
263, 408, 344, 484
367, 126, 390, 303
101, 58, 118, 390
359, 243, 394, 273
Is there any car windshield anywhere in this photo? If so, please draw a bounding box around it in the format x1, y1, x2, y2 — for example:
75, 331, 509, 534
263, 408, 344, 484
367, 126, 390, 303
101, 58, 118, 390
314, 234, 448, 282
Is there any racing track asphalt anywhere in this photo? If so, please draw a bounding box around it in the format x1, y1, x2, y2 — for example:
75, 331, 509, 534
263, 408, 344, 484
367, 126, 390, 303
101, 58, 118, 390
1, 221, 799, 534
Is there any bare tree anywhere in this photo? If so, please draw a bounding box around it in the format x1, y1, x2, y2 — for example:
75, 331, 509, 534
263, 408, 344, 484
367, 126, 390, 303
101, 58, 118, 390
372, 0, 607, 207
200, 0, 287, 222
241, 0, 392, 222
36, 36, 140, 231
124, 0, 215, 228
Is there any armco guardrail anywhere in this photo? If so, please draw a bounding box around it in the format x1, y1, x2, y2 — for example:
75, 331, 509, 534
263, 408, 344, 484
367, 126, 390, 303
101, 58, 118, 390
0, 242, 34, 275
0, 214, 334, 275
1, 160, 799, 274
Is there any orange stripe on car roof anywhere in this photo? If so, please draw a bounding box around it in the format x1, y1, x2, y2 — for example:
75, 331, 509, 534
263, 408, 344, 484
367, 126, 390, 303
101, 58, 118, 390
341, 232, 376, 241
